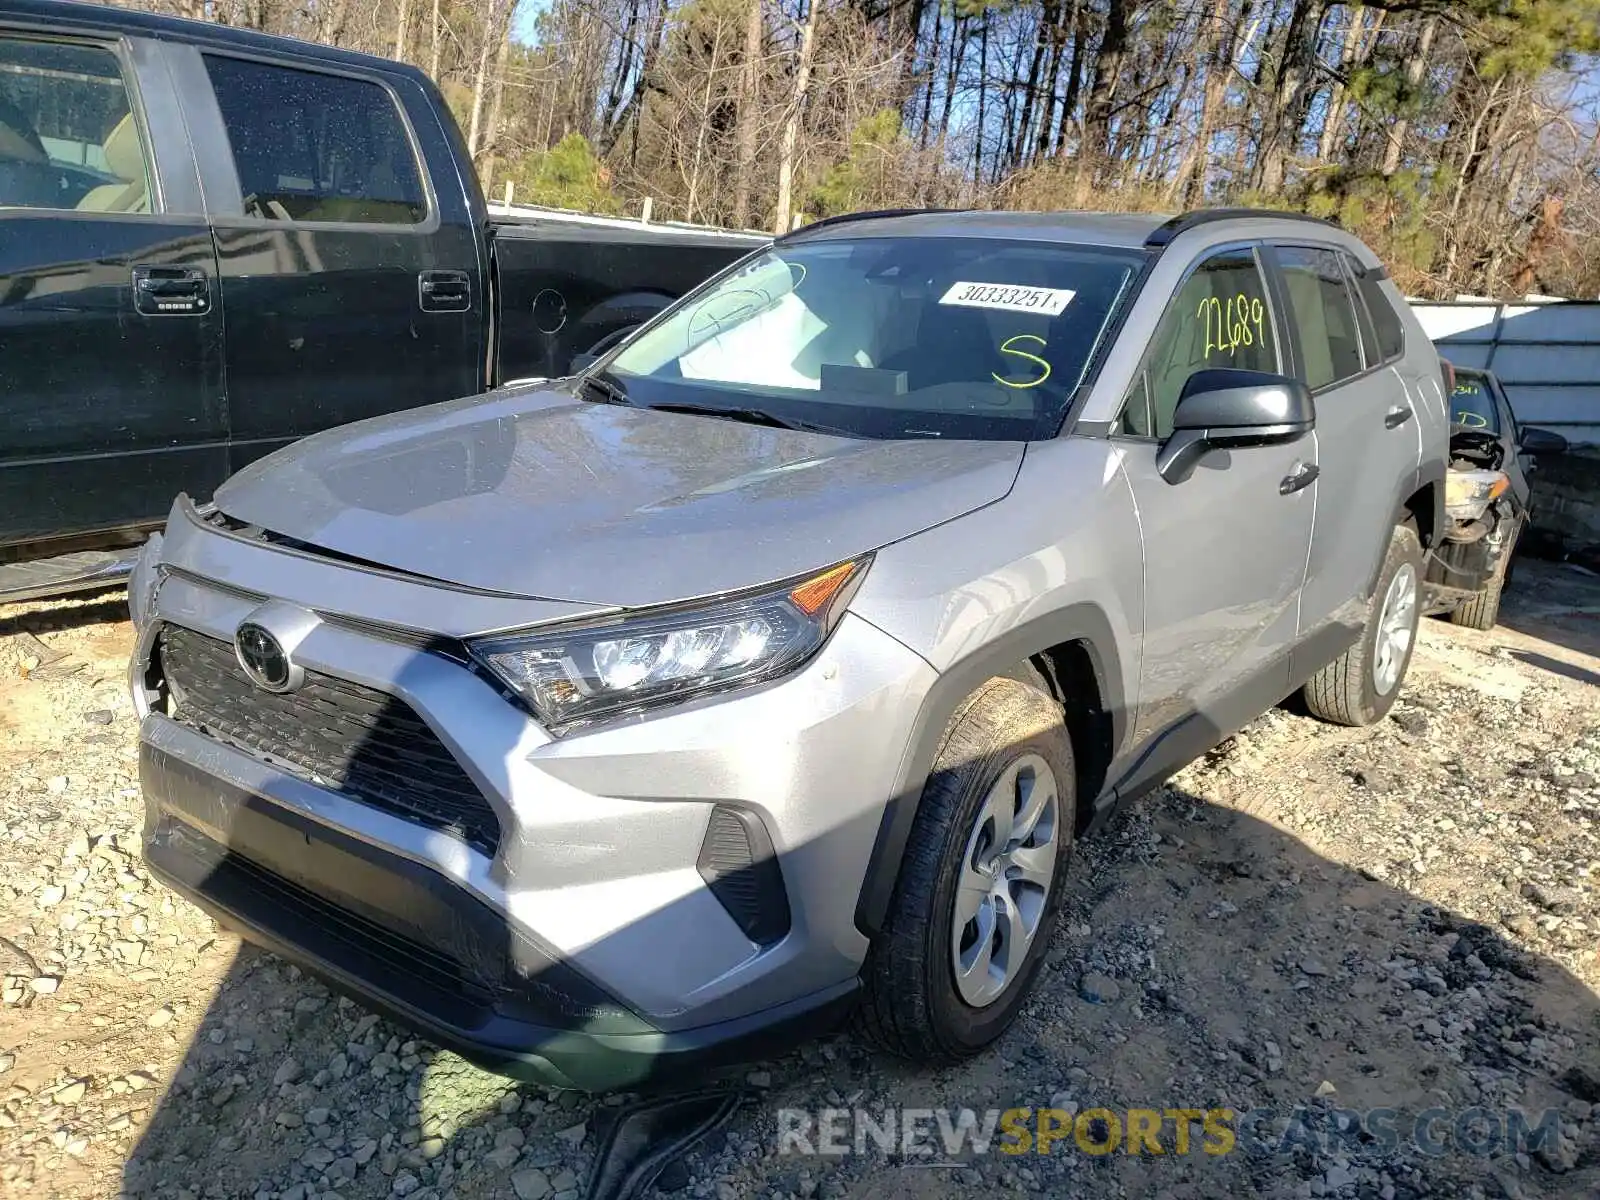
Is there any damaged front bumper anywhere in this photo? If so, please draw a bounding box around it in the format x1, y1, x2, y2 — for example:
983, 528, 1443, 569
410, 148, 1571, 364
1425, 498, 1517, 609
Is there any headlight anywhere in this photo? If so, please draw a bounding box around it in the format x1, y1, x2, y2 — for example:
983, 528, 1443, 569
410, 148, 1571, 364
1444, 469, 1509, 522
472, 558, 869, 733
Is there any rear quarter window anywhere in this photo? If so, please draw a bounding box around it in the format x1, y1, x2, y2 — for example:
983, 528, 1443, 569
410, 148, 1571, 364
1352, 262, 1405, 362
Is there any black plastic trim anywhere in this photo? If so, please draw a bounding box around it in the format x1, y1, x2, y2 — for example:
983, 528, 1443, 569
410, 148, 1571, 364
853, 603, 1125, 936
697, 805, 791, 946
141, 744, 855, 1092
1145, 207, 1339, 248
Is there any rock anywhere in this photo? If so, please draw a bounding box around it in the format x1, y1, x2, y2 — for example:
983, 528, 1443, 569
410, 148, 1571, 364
1534, 1137, 1575, 1173
1421, 1018, 1443, 1038
511, 1168, 553, 1200
1314, 1080, 1338, 1098
28, 975, 60, 994
1078, 972, 1121, 1004
498, 1091, 522, 1115
146, 1005, 174, 1027
303, 1147, 336, 1170
272, 1058, 303, 1086
55, 1079, 87, 1104
38, 885, 65, 908
351, 1139, 379, 1166
1492, 1169, 1525, 1199
0, 1053, 12, 1074
1324, 1164, 1355, 1190
494, 1128, 525, 1151
391, 1171, 421, 1196
83, 709, 114, 726
305, 1106, 331, 1126
485, 1144, 521, 1171
419, 1136, 444, 1159
1299, 958, 1329, 977
124, 1070, 156, 1091
554, 1121, 586, 1145
1560, 1064, 1600, 1103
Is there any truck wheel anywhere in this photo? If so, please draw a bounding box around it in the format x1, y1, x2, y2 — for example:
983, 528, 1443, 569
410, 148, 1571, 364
857, 678, 1075, 1062
1303, 523, 1423, 727
1451, 522, 1517, 631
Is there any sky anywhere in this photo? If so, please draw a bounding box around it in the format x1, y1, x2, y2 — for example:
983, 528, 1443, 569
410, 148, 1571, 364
512, 0, 550, 46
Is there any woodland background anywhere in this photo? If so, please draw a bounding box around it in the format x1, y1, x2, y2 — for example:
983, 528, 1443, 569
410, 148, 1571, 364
116, 1, 1600, 299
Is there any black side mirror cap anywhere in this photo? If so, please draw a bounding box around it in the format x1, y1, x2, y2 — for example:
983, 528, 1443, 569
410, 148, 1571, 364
1158, 369, 1315, 484
1520, 426, 1568, 455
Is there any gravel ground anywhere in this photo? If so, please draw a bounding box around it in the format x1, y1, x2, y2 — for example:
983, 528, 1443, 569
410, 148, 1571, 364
1, 563, 1598, 1200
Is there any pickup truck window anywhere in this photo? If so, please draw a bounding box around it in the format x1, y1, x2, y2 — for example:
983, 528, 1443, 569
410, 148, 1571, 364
202, 55, 426, 225
605, 236, 1142, 440
0, 37, 151, 213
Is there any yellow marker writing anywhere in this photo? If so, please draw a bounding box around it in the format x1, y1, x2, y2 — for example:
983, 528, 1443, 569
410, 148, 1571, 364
992, 334, 1052, 389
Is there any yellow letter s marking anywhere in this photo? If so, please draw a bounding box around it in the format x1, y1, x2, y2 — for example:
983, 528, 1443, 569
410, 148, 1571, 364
992, 334, 1052, 389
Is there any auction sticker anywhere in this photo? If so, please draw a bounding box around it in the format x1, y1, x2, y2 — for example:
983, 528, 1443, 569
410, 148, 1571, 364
939, 281, 1075, 315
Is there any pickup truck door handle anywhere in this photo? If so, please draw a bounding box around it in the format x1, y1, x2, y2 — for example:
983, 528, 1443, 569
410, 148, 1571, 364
418, 269, 472, 313
132, 265, 209, 316
1384, 404, 1413, 429
1279, 461, 1319, 496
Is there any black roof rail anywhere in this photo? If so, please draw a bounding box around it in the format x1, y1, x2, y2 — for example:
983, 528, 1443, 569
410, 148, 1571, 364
1144, 207, 1339, 248
777, 207, 963, 241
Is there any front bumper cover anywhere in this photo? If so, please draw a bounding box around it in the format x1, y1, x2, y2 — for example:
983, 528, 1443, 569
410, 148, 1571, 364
141, 740, 856, 1092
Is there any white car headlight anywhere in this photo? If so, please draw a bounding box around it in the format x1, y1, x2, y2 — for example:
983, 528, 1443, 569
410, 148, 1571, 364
1444, 469, 1509, 523
471, 559, 869, 733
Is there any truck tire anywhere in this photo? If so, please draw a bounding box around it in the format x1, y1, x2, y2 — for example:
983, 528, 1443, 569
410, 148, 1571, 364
1303, 523, 1423, 727
1451, 521, 1516, 631
857, 678, 1075, 1062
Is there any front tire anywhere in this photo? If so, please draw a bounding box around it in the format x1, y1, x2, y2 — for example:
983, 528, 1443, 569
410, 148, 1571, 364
857, 678, 1075, 1062
1451, 520, 1517, 631
1303, 523, 1423, 727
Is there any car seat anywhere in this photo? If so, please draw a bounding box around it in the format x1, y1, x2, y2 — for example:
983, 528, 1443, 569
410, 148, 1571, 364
75, 113, 148, 213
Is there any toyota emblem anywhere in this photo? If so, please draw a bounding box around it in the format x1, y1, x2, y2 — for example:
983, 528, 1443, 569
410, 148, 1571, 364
235, 622, 296, 693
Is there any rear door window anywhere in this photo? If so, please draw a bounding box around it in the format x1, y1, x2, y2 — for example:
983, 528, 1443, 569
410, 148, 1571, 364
202, 55, 426, 225
1275, 245, 1365, 390
0, 36, 152, 213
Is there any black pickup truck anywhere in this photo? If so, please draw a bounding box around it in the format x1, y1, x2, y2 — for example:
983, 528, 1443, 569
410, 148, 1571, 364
0, 0, 764, 601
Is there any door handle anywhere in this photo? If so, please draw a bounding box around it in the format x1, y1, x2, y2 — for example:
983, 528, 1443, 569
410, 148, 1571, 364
132, 265, 209, 316
1279, 461, 1319, 495
418, 269, 471, 312
1384, 405, 1413, 429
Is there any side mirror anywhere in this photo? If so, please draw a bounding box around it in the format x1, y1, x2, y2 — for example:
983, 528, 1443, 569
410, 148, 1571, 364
1519, 426, 1568, 455
1157, 369, 1315, 485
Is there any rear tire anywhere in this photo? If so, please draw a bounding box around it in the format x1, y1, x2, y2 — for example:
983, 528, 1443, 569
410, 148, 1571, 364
857, 678, 1075, 1062
1451, 521, 1516, 632
1303, 524, 1423, 727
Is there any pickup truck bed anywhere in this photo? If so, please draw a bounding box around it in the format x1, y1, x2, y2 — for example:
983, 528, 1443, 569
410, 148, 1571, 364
0, 0, 764, 600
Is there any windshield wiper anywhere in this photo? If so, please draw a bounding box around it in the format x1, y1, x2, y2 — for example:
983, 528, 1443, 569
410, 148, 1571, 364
579, 371, 635, 407
647, 401, 815, 431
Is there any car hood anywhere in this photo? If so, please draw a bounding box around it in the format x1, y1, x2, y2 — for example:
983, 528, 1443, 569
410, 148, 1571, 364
213, 387, 1025, 608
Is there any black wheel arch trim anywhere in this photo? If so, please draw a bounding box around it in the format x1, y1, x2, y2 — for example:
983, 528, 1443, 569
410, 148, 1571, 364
1366, 459, 1445, 600
853, 603, 1125, 937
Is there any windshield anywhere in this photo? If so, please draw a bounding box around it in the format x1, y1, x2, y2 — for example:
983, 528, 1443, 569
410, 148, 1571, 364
1450, 371, 1501, 433
603, 235, 1144, 440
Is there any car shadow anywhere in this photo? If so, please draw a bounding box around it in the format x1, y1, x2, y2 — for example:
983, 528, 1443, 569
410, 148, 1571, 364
121, 661, 1600, 1200
0, 587, 129, 639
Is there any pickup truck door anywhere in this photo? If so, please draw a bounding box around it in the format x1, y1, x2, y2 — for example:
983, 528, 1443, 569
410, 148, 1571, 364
1110, 244, 1315, 794
0, 32, 224, 549
165, 46, 486, 474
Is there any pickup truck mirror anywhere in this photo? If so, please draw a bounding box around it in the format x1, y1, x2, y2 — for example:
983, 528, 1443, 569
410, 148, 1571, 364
1158, 369, 1315, 485
1519, 425, 1568, 455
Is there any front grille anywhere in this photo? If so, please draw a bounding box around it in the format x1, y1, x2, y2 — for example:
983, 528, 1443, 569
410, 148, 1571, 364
158, 624, 501, 857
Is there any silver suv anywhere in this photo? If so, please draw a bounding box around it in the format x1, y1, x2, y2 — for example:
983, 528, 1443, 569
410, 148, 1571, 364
129, 209, 1448, 1091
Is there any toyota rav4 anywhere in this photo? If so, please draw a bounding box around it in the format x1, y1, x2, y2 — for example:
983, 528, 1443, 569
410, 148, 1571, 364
129, 208, 1448, 1091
